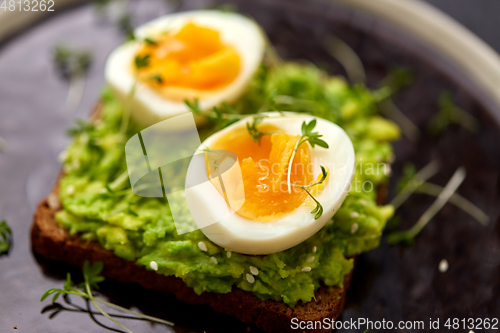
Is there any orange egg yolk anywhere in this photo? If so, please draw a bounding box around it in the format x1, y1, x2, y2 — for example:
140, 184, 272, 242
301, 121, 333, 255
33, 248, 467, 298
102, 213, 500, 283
210, 124, 318, 222
135, 22, 240, 91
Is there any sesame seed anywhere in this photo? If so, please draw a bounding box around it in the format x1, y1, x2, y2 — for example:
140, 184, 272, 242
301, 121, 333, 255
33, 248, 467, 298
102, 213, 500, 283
226, 251, 232, 258
302, 267, 311, 272
198, 241, 207, 252
439, 259, 449, 273
312, 246, 317, 253
384, 163, 392, 176
350, 212, 359, 218
58, 150, 68, 163
351, 223, 359, 234
249, 266, 259, 275
47, 193, 60, 209
150, 261, 158, 271
210, 257, 218, 265
66, 185, 75, 195
246, 274, 255, 284
306, 256, 315, 263
359, 199, 367, 206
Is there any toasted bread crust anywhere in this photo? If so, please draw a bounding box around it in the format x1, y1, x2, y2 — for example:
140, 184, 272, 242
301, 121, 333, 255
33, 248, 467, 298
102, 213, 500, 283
32, 191, 352, 333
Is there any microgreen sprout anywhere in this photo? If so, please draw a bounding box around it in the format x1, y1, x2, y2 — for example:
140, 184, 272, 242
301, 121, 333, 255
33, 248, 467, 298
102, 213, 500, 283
0, 136, 7, 152
184, 99, 270, 126
53, 44, 93, 109
118, 13, 134, 39
0, 220, 12, 255
390, 160, 440, 210
246, 116, 280, 144
41, 261, 174, 332
201, 147, 225, 173
428, 92, 480, 135
53, 45, 92, 80
387, 167, 466, 245
144, 37, 157, 46
286, 119, 329, 194
281, 166, 328, 220
134, 54, 150, 69
392, 162, 489, 226
379, 67, 414, 95
150, 75, 163, 84
373, 67, 420, 142
325, 36, 366, 84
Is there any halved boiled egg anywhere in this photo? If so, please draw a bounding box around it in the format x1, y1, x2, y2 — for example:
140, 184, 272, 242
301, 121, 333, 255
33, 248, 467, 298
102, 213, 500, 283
105, 10, 265, 127
185, 113, 355, 255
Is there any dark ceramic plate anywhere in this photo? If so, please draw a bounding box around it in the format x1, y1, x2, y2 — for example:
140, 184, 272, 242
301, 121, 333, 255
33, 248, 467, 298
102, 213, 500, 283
0, 0, 499, 332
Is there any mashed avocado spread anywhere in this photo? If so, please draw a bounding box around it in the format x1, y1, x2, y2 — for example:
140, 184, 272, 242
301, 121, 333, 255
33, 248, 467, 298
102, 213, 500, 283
56, 62, 399, 307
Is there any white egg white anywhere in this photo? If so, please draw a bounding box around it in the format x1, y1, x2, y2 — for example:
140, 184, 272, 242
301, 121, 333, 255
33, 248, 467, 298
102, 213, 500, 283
105, 10, 265, 128
185, 113, 356, 255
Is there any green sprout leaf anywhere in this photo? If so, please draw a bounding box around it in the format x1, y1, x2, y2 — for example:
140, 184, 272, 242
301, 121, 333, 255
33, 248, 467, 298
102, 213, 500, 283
134, 54, 150, 69
428, 92, 480, 135
53, 44, 93, 80
41, 261, 174, 331
118, 13, 134, 39
396, 163, 418, 194
286, 119, 329, 195
281, 165, 328, 220
150, 75, 163, 84
184, 99, 202, 115
144, 38, 157, 46
0, 220, 12, 255
246, 116, 280, 144
378, 67, 414, 96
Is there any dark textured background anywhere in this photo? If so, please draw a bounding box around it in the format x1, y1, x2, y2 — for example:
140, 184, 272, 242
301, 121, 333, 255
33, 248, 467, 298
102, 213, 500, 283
424, 0, 500, 53
0, 0, 499, 332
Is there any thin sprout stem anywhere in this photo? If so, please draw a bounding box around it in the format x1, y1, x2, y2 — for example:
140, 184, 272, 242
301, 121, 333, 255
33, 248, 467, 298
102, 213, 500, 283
286, 137, 305, 194
378, 98, 420, 142
326, 36, 366, 84
281, 167, 327, 219
417, 182, 489, 226
451, 106, 480, 133
60, 290, 88, 298
303, 187, 320, 205
390, 160, 440, 209
404, 167, 466, 239
281, 176, 326, 190
0, 136, 6, 151
85, 284, 134, 333
93, 299, 174, 327
66, 70, 86, 109
91, 299, 133, 333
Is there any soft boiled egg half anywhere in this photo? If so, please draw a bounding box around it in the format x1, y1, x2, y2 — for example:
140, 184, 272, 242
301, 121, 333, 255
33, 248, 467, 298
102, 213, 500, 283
105, 10, 265, 127
185, 113, 356, 255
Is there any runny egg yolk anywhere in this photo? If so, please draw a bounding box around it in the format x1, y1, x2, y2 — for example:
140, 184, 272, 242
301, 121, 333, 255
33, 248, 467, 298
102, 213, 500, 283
210, 124, 318, 222
135, 22, 241, 91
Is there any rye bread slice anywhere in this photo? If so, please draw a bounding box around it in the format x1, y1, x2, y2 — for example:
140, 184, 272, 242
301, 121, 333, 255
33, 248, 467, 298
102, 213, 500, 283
31, 101, 388, 332
32, 184, 355, 333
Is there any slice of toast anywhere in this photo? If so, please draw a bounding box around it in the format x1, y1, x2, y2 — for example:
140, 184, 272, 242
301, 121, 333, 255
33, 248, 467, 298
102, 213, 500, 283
31, 184, 354, 333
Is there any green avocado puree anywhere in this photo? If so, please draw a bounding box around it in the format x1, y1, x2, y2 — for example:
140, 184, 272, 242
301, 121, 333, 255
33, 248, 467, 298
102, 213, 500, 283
56, 63, 399, 307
